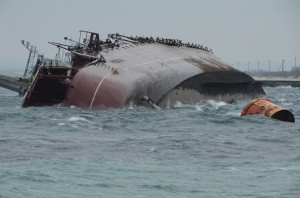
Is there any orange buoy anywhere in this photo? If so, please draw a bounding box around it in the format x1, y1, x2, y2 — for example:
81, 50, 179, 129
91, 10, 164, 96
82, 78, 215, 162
241, 98, 295, 122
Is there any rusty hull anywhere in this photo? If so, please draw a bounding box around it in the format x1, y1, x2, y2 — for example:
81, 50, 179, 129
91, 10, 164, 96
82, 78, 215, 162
22, 66, 76, 107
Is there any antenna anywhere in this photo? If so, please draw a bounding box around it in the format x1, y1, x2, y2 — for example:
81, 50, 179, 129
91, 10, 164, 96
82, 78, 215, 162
54, 47, 61, 63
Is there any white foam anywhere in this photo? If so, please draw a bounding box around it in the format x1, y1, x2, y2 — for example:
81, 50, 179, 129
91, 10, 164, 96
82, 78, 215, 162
68, 117, 88, 122
194, 105, 203, 112
283, 102, 293, 107
149, 147, 157, 152
278, 98, 286, 102
207, 100, 227, 109
173, 101, 183, 108
126, 105, 134, 110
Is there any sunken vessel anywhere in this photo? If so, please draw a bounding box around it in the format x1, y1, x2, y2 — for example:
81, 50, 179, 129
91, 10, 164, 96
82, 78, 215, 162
1, 31, 265, 109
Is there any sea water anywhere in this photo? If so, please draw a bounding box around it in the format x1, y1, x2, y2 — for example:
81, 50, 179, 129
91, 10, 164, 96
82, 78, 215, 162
0, 86, 299, 198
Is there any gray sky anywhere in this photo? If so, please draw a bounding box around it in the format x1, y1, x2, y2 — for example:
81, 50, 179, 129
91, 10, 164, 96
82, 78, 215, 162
0, 0, 299, 73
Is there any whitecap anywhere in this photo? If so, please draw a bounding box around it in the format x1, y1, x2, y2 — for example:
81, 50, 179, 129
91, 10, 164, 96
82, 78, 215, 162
207, 100, 227, 109
126, 105, 134, 110
278, 98, 286, 102
69, 124, 78, 128
68, 117, 88, 122
282, 102, 293, 106
173, 101, 183, 108
194, 105, 203, 112
58, 123, 66, 126
226, 166, 239, 172
149, 147, 157, 152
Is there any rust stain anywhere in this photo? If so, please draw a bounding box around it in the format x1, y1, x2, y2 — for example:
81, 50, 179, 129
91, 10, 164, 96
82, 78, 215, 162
184, 58, 233, 72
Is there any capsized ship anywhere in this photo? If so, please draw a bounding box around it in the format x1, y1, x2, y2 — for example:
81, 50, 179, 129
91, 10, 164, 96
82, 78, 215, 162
7, 31, 265, 109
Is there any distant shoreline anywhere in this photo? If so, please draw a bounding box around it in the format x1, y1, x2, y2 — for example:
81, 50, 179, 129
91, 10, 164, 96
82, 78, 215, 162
253, 76, 300, 87
253, 76, 300, 82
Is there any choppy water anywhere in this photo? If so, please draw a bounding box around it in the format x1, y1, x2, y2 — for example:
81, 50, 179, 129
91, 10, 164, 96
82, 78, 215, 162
0, 86, 300, 198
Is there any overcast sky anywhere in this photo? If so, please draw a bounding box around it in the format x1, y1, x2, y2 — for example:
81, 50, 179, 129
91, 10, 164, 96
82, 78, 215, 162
0, 0, 299, 73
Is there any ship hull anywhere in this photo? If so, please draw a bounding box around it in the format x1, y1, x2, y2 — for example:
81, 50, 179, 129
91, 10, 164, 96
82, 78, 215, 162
62, 43, 264, 109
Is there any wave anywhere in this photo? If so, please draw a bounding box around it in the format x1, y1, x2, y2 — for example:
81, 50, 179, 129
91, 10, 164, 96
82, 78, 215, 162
206, 100, 227, 109
68, 116, 89, 122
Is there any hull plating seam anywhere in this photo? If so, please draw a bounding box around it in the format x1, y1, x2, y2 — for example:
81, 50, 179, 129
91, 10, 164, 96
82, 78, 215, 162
89, 67, 118, 109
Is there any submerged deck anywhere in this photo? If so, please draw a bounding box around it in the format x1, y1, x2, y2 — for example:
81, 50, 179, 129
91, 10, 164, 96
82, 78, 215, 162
0, 74, 22, 92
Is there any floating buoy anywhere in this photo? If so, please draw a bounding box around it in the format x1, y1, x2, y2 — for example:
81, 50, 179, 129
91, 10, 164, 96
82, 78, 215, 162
241, 98, 295, 122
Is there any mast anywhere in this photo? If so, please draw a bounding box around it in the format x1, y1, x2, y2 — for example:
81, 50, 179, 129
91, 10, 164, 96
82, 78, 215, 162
21, 40, 39, 77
